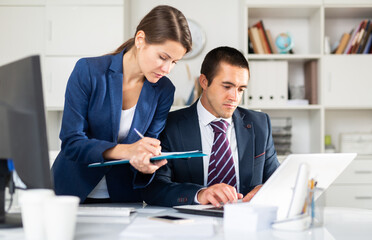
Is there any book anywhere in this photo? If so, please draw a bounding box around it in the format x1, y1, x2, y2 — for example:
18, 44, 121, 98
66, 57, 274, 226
335, 33, 351, 54
357, 20, 372, 53
88, 151, 207, 167
253, 20, 272, 54
257, 27, 270, 53
248, 27, 259, 54
249, 27, 265, 54
344, 20, 364, 54
266, 29, 278, 54
304, 60, 318, 105
248, 35, 255, 53
352, 19, 368, 54
363, 33, 372, 54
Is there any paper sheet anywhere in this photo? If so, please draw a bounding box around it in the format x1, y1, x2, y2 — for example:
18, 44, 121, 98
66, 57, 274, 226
120, 216, 215, 239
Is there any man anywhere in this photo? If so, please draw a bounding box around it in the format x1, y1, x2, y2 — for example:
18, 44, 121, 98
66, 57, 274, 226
142, 46, 279, 207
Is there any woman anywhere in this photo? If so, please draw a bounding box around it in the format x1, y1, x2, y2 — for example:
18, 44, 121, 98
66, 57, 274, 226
52, 5, 192, 203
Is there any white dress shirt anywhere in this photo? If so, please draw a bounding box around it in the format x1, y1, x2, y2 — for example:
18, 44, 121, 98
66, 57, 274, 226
87, 105, 136, 199
197, 100, 240, 191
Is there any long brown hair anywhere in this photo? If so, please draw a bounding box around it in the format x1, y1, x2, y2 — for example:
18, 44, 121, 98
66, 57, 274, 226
111, 5, 192, 55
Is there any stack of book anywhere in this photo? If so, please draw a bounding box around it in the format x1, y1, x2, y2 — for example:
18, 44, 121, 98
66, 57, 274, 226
334, 19, 372, 54
271, 117, 292, 156
248, 20, 278, 54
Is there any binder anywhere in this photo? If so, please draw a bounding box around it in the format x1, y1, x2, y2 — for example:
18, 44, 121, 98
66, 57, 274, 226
247, 61, 288, 106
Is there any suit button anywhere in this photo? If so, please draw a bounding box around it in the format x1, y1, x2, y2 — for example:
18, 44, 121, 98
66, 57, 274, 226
177, 197, 188, 203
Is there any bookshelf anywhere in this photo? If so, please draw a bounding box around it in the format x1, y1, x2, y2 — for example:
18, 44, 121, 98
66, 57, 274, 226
243, 0, 372, 209
243, 1, 372, 152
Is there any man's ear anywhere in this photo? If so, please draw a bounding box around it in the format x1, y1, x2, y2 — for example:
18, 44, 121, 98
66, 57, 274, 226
199, 74, 208, 91
134, 30, 146, 48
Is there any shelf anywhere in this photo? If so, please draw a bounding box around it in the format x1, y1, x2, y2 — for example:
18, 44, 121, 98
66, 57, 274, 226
246, 5, 322, 55
325, 7, 372, 18
325, 106, 372, 110
247, 6, 321, 18
324, 7, 372, 52
324, 0, 372, 6
246, 54, 321, 61
243, 105, 321, 110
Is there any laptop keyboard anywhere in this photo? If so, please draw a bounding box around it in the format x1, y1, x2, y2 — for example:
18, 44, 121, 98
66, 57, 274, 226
78, 206, 135, 217
206, 206, 224, 211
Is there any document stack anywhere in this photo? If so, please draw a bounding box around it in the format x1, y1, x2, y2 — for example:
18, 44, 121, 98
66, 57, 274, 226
271, 117, 292, 156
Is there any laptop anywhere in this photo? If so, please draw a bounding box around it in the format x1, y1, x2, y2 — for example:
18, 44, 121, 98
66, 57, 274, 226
174, 153, 357, 219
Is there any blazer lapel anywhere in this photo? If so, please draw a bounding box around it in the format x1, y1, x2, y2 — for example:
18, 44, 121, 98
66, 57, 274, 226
107, 50, 158, 144
178, 102, 204, 184
233, 109, 255, 193
125, 80, 157, 143
108, 52, 125, 142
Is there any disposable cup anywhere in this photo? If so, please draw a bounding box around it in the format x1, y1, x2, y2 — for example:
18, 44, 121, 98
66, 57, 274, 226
44, 195, 80, 240
19, 189, 55, 240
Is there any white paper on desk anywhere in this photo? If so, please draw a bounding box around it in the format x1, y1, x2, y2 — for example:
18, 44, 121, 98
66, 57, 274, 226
136, 208, 167, 214
120, 217, 215, 239
160, 150, 199, 156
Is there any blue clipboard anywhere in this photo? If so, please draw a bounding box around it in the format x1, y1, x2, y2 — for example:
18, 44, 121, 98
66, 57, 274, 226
88, 151, 207, 168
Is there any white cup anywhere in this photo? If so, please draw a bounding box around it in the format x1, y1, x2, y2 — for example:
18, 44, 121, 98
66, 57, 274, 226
19, 189, 55, 240
44, 195, 80, 240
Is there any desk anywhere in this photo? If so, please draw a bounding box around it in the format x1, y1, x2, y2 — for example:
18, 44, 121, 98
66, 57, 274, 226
1, 205, 372, 240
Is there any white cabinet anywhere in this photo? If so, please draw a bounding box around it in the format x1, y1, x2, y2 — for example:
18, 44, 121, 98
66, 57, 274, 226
327, 156, 372, 209
326, 185, 372, 209
243, 2, 372, 209
0, 6, 45, 66
243, 2, 372, 156
243, 3, 324, 154
322, 56, 372, 107
43, 57, 80, 109
0, 1, 127, 150
46, 5, 124, 56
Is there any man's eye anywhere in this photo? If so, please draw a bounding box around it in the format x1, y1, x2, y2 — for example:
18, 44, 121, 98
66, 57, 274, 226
159, 56, 166, 60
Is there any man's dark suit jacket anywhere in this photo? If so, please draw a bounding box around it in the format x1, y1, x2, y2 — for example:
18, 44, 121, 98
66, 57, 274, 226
142, 101, 279, 207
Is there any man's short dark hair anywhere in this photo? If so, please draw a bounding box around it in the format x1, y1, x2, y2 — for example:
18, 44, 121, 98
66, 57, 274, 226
200, 46, 249, 86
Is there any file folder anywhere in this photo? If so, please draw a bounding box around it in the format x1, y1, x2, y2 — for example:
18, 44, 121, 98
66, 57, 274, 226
88, 151, 207, 168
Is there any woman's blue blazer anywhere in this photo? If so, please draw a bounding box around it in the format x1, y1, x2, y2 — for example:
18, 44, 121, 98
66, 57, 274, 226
52, 50, 175, 202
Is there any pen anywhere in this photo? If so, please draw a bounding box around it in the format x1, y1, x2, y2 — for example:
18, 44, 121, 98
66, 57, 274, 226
134, 128, 144, 139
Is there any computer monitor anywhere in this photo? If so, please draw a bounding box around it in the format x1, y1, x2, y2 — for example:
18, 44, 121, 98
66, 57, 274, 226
0, 55, 53, 228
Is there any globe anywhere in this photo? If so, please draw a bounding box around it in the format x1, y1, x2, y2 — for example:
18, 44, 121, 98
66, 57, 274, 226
275, 33, 294, 54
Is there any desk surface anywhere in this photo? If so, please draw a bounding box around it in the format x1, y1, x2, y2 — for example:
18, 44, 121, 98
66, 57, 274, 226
1, 204, 372, 240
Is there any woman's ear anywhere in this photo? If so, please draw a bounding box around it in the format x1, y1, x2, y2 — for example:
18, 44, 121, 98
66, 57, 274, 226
135, 30, 146, 48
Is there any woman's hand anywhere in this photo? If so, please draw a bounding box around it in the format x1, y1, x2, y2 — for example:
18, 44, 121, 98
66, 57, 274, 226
103, 137, 167, 174
130, 151, 167, 174
127, 137, 162, 158
128, 137, 167, 174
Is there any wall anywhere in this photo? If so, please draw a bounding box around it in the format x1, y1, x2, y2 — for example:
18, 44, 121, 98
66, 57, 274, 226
129, 0, 243, 104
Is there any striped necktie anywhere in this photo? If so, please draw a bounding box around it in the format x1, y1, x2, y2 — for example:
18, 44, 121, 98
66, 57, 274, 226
207, 120, 237, 188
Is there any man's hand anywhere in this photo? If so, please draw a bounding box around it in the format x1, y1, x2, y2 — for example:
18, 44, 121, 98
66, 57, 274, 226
197, 183, 243, 207
242, 185, 262, 202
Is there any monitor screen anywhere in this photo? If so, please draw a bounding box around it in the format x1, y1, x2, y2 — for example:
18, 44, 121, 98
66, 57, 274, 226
0, 55, 53, 227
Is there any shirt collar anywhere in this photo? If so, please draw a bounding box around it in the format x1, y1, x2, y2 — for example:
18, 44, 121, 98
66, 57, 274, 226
197, 97, 232, 127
